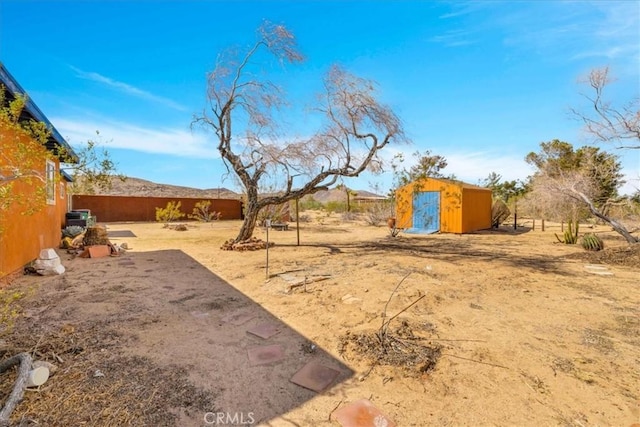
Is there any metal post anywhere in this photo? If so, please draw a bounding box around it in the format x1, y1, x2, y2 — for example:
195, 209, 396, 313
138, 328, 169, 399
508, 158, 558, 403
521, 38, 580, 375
265, 219, 271, 280
296, 198, 300, 246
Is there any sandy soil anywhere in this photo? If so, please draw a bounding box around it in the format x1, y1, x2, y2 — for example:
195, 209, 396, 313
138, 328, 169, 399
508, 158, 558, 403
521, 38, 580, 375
1, 213, 639, 426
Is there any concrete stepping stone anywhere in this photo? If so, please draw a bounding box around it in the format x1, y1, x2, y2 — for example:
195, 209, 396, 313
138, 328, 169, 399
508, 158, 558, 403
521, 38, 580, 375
221, 311, 255, 326
247, 344, 285, 366
584, 264, 614, 276
289, 360, 340, 392
246, 322, 280, 339
333, 399, 396, 427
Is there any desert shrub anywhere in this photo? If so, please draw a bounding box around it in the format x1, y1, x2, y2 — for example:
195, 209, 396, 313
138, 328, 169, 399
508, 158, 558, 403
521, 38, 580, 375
155, 201, 185, 223
189, 200, 221, 222
341, 211, 359, 221
258, 202, 290, 224
0, 289, 25, 335
299, 197, 323, 211
363, 202, 392, 226
325, 201, 347, 213
295, 214, 312, 223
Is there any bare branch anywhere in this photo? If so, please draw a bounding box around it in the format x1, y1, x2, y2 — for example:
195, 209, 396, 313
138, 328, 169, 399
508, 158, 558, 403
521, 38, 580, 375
572, 66, 640, 149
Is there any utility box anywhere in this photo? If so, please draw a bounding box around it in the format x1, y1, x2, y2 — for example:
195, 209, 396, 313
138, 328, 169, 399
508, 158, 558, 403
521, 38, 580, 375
65, 210, 96, 228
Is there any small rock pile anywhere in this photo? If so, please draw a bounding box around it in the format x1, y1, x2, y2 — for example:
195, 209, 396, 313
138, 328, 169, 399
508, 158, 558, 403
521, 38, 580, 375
220, 237, 275, 251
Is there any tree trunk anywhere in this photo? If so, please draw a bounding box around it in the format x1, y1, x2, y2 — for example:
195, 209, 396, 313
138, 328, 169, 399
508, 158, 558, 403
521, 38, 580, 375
235, 202, 260, 242
589, 207, 638, 244
573, 188, 639, 244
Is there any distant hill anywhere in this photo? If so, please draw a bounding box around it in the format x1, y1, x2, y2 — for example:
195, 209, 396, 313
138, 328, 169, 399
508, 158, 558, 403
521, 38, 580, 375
301, 188, 386, 203
76, 177, 386, 202
76, 177, 240, 199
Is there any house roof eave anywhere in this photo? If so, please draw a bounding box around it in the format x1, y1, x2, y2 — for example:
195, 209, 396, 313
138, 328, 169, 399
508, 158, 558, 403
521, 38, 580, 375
0, 62, 79, 163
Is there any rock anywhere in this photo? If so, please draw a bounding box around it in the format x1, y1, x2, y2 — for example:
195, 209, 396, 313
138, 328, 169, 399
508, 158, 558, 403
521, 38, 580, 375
38, 248, 59, 260
38, 264, 65, 276
34, 249, 65, 275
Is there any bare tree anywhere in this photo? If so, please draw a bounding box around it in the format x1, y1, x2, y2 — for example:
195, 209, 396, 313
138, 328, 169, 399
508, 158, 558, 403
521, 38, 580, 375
527, 169, 638, 244
194, 22, 405, 242
571, 66, 639, 149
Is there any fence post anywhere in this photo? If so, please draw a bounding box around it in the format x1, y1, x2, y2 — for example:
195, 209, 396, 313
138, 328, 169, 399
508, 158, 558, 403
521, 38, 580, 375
533, 219, 536, 231
542, 219, 545, 231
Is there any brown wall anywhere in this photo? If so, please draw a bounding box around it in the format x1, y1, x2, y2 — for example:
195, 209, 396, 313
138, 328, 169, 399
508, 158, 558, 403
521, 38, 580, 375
461, 188, 492, 233
71, 195, 243, 223
1, 123, 67, 277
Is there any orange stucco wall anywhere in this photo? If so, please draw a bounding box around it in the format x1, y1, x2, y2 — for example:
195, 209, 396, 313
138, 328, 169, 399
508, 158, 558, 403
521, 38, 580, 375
395, 178, 492, 234
0, 131, 67, 277
71, 195, 243, 223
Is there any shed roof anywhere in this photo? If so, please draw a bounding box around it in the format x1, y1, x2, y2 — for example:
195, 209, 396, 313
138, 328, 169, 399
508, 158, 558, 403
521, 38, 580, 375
0, 62, 78, 163
402, 177, 491, 191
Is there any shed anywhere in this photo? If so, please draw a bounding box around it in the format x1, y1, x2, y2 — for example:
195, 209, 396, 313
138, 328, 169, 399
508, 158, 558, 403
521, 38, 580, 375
395, 177, 492, 234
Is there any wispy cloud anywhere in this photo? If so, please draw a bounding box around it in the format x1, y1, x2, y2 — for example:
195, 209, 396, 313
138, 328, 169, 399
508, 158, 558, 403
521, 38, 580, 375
438, 1, 496, 19
437, 1, 639, 66
70, 65, 188, 111
428, 30, 477, 47
52, 116, 216, 159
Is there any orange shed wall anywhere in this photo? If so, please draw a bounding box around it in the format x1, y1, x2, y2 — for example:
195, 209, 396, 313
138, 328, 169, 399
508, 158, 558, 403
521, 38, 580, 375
0, 159, 65, 277
461, 188, 492, 233
395, 178, 491, 234
71, 195, 243, 223
395, 178, 463, 232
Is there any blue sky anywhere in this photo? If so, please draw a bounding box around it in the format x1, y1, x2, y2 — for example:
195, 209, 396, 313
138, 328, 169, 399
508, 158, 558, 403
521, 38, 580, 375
1, 1, 638, 194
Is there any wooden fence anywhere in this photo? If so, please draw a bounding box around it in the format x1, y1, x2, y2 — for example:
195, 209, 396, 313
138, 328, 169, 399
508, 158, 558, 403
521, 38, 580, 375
71, 195, 243, 223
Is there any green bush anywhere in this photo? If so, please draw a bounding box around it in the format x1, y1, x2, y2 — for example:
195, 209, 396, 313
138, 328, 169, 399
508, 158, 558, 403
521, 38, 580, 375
299, 197, 324, 211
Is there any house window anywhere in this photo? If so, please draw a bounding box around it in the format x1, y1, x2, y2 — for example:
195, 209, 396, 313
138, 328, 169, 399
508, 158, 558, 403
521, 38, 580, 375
46, 160, 56, 205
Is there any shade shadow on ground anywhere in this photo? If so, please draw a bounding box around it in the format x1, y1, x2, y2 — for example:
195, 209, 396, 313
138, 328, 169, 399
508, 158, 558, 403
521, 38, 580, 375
2, 249, 353, 426
107, 229, 137, 238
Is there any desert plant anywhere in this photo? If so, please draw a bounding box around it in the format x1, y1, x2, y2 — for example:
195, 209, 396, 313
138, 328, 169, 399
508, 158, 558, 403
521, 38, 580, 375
189, 200, 221, 222
155, 201, 185, 223
325, 201, 347, 213
0, 289, 25, 335
364, 202, 393, 226
581, 233, 604, 251
555, 219, 579, 244
62, 225, 85, 238
298, 197, 324, 211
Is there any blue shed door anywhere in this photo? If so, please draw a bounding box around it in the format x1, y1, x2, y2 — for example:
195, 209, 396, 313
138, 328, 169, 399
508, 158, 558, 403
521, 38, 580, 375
408, 191, 440, 234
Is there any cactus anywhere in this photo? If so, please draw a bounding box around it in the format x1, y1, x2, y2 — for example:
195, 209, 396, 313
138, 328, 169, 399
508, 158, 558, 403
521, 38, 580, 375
62, 225, 85, 238
555, 220, 579, 244
581, 233, 604, 251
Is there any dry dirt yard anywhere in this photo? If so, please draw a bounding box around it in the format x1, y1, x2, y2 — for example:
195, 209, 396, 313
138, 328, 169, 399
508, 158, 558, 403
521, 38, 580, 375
1, 213, 639, 426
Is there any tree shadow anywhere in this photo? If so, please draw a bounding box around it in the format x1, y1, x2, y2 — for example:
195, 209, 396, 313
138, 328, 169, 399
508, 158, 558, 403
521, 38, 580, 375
279, 233, 571, 276
9, 250, 353, 425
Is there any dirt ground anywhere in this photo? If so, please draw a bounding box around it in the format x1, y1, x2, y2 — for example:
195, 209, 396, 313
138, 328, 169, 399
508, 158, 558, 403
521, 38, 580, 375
1, 213, 639, 426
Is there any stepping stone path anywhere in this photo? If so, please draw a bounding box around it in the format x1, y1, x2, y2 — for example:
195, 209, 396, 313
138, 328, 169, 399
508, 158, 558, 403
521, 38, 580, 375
289, 360, 340, 393
246, 322, 280, 339
247, 344, 285, 366
221, 310, 255, 326
584, 264, 614, 276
